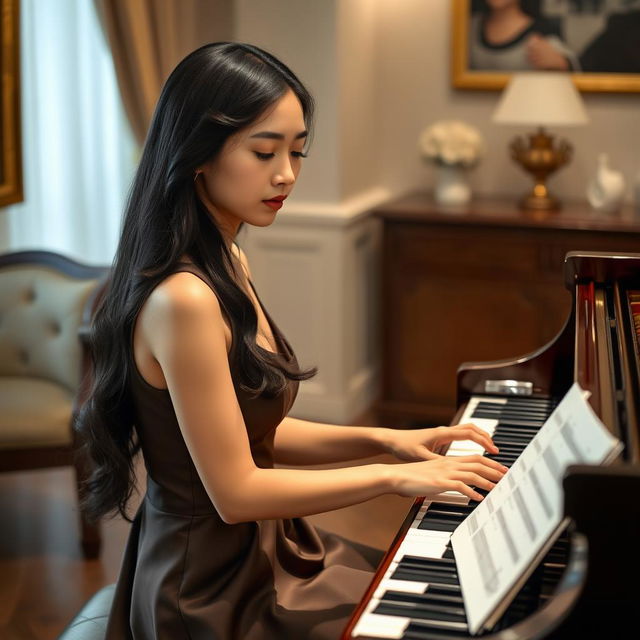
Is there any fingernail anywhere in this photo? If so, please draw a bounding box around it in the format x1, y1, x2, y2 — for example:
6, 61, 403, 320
501, 465, 508, 472
473, 492, 484, 501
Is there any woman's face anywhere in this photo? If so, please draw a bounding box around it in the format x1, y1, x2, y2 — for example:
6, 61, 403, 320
195, 89, 307, 240
485, 0, 520, 10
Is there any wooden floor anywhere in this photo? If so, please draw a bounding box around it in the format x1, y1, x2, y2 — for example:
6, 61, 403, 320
0, 453, 413, 639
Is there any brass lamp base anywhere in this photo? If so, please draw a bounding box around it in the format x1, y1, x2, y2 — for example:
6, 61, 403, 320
510, 127, 572, 211
519, 183, 560, 211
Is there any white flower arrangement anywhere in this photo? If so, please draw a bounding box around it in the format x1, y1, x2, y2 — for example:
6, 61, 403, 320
419, 120, 483, 168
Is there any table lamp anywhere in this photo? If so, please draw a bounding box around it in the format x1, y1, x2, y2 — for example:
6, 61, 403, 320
492, 72, 588, 211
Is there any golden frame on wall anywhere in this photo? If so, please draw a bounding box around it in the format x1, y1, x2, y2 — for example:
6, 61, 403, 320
1, 0, 23, 207
452, 0, 640, 93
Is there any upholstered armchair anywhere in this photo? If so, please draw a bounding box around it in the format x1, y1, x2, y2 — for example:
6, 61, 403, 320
0, 250, 108, 558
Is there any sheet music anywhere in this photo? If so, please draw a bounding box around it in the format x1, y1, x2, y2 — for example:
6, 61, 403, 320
451, 382, 622, 635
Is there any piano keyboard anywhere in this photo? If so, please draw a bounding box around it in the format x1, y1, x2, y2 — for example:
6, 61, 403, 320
352, 395, 557, 639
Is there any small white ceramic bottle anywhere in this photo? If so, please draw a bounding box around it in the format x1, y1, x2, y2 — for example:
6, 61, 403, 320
587, 153, 626, 214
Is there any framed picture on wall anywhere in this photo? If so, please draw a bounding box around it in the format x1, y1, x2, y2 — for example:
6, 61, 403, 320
451, 0, 640, 92
1, 0, 23, 207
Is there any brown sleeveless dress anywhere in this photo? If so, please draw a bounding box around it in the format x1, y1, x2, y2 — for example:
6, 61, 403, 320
105, 267, 383, 639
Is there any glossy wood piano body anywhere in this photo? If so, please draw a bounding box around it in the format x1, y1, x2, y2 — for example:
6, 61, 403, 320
343, 252, 640, 639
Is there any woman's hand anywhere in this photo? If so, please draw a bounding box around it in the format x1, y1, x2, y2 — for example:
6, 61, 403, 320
526, 34, 570, 70
383, 423, 499, 462
391, 455, 507, 502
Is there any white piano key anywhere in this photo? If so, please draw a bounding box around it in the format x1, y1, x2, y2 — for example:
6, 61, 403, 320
395, 539, 447, 559
405, 528, 452, 541
467, 418, 498, 433
429, 490, 471, 505
446, 446, 484, 456
373, 579, 429, 599
352, 612, 409, 638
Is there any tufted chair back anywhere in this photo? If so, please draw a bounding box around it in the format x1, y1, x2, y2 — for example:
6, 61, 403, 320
0, 265, 98, 393
0, 250, 109, 559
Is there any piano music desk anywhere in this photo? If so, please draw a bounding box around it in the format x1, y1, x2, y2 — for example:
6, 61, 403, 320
374, 193, 640, 427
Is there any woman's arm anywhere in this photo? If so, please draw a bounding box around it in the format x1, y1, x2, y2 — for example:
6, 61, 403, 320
142, 273, 506, 525
274, 417, 500, 466
273, 417, 390, 465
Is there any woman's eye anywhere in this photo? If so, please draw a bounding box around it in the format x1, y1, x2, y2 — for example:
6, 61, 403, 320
254, 152, 274, 161
292, 151, 308, 158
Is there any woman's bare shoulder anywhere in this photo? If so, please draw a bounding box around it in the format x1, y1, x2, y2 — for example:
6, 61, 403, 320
139, 272, 227, 346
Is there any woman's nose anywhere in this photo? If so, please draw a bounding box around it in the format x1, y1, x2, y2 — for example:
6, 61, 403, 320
273, 157, 296, 186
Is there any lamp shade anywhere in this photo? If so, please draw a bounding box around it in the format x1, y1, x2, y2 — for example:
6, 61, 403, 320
492, 72, 589, 126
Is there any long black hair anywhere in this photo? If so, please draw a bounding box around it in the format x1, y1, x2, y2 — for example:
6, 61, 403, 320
78, 42, 316, 522
472, 0, 542, 17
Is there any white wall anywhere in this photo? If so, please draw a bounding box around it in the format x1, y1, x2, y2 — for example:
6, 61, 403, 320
235, 0, 341, 204
337, 0, 379, 200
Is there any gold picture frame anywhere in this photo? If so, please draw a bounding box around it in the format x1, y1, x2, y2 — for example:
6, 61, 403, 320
452, 0, 640, 93
1, 0, 23, 207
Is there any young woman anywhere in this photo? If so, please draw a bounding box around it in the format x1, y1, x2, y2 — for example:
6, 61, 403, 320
80, 42, 506, 639
469, 0, 578, 71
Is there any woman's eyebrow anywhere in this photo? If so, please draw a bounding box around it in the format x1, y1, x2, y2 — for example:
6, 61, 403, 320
249, 130, 308, 140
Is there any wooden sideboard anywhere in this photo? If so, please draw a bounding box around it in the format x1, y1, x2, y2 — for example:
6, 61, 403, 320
373, 192, 640, 427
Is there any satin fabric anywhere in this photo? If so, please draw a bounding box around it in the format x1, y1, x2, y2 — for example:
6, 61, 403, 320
105, 267, 382, 639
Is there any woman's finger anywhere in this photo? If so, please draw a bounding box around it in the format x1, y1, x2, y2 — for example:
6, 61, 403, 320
453, 454, 508, 475
450, 481, 484, 502
454, 472, 497, 492
450, 424, 499, 453
456, 463, 505, 483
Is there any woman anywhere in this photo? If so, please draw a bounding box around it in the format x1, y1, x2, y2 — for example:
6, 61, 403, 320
79, 42, 506, 639
469, 0, 578, 71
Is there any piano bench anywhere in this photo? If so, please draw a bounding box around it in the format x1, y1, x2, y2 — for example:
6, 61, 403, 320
57, 584, 115, 640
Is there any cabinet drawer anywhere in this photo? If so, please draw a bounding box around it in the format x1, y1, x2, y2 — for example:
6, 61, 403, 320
389, 223, 543, 280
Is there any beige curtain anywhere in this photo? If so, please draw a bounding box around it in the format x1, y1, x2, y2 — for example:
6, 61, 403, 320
95, 0, 233, 145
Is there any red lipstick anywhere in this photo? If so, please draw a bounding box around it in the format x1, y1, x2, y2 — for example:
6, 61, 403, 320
262, 195, 287, 211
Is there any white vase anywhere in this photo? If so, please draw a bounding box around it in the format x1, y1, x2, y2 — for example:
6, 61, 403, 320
586, 153, 626, 214
434, 164, 471, 205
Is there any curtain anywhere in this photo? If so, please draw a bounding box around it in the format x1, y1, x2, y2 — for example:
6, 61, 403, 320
4, 0, 138, 265
95, 0, 233, 145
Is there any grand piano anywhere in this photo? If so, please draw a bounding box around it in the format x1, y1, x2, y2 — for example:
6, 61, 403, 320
342, 252, 640, 639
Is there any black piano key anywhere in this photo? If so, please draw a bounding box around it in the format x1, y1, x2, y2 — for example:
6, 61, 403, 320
402, 630, 469, 640
391, 568, 460, 585
426, 508, 467, 518
430, 503, 476, 514
397, 559, 457, 578
493, 424, 537, 434
382, 589, 464, 607
490, 441, 524, 450
492, 431, 535, 443
425, 582, 461, 596
473, 401, 549, 413
493, 432, 533, 443
373, 601, 466, 623
442, 547, 455, 560
401, 555, 457, 568
490, 450, 520, 459
495, 420, 543, 429
505, 398, 554, 408
417, 518, 458, 532
472, 409, 549, 420
397, 562, 457, 579
403, 618, 469, 635
375, 593, 466, 617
